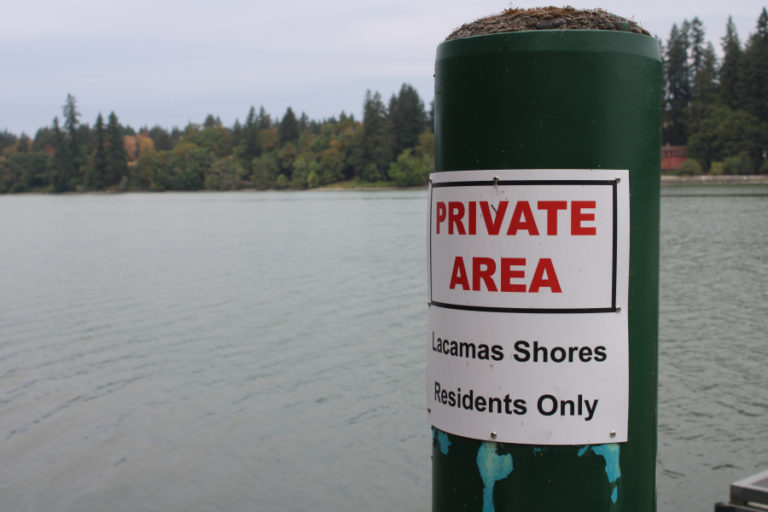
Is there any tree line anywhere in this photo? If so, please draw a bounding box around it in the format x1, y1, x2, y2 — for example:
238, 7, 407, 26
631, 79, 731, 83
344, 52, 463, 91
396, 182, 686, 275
0, 84, 433, 193
2, 8, 767, 193
662, 7, 768, 174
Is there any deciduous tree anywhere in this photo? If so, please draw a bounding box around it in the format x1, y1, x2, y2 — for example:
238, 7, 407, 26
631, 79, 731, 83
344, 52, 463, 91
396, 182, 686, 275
688, 105, 768, 170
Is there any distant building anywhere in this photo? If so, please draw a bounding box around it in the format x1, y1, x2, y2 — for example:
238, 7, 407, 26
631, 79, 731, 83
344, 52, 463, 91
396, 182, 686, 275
661, 145, 688, 171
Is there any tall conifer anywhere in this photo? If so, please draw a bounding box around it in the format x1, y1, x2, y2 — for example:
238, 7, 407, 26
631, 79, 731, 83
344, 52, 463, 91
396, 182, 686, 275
689, 17, 706, 76
243, 106, 261, 159
388, 83, 427, 159
279, 107, 299, 147
664, 23, 692, 144
63, 94, 80, 155
720, 16, 744, 110
92, 113, 107, 189
742, 8, 768, 124
105, 112, 127, 188
17, 133, 30, 153
362, 90, 392, 180
691, 44, 718, 106
49, 117, 75, 192
257, 107, 272, 130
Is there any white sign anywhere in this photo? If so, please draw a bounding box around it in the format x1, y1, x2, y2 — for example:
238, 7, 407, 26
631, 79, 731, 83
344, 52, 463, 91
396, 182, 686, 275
427, 169, 629, 445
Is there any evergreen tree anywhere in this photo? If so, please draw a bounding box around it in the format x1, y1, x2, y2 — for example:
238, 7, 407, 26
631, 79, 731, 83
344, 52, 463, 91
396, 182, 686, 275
0, 130, 17, 152
32, 127, 53, 153
689, 42, 719, 131
105, 112, 128, 188
279, 107, 299, 146
232, 119, 242, 146
78, 124, 92, 154
686, 17, 717, 134
257, 106, 272, 130
720, 16, 744, 110
245, 106, 256, 129
62, 93, 85, 179
91, 113, 108, 189
203, 114, 219, 129
689, 17, 706, 76
362, 90, 392, 181
49, 117, 76, 192
17, 133, 30, 153
388, 83, 427, 158
299, 112, 310, 133
664, 23, 692, 144
63, 93, 80, 151
742, 8, 768, 124
242, 106, 261, 159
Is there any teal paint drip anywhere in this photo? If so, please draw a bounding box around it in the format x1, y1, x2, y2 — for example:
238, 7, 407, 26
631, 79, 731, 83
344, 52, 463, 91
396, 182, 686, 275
437, 431, 452, 455
477, 442, 514, 512
591, 445, 621, 484
578, 444, 622, 504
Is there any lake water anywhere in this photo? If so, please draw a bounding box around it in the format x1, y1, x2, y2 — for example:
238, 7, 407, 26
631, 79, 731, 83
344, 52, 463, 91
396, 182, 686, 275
0, 186, 766, 512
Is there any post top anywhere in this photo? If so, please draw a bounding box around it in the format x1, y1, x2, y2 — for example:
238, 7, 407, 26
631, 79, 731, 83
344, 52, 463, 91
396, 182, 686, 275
445, 7, 649, 41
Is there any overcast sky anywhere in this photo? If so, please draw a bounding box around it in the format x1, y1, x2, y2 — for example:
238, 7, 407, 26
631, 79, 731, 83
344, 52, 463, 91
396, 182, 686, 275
1, 1, 764, 135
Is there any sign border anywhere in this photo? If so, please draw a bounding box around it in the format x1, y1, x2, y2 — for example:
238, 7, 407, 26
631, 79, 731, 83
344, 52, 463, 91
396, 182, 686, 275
429, 177, 619, 314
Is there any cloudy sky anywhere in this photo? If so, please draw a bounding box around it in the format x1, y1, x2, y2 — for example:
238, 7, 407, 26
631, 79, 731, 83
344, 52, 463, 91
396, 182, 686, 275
1, 0, 764, 135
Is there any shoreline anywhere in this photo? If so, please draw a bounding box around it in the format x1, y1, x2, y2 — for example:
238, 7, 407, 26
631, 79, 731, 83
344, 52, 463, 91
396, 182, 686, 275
661, 174, 768, 185
4, 175, 768, 196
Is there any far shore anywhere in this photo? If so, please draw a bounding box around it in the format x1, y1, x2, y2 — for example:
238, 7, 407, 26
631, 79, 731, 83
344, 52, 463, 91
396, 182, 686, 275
661, 174, 768, 184
323, 174, 768, 190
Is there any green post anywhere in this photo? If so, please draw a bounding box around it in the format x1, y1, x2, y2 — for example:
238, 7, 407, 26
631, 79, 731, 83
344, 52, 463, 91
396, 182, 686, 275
428, 11, 661, 512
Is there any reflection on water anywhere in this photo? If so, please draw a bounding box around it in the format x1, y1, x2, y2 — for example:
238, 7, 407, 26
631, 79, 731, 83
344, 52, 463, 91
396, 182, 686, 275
0, 186, 766, 512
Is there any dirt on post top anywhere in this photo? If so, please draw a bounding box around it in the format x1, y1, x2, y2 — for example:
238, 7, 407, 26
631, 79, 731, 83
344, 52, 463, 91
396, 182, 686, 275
445, 6, 649, 41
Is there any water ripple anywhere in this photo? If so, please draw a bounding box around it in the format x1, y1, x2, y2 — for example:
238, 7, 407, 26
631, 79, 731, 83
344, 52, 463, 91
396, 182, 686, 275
0, 188, 765, 512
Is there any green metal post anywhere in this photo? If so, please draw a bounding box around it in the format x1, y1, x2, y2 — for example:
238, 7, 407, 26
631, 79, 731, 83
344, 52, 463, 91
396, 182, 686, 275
429, 29, 661, 512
